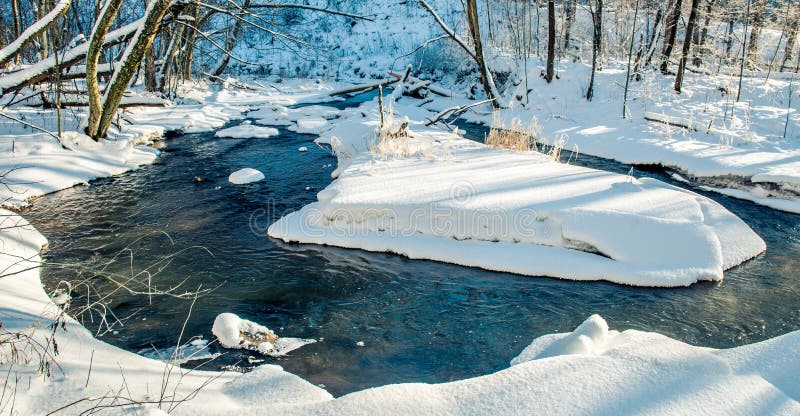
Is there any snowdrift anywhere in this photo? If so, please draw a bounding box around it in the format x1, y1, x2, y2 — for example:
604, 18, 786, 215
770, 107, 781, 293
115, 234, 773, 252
270, 101, 766, 287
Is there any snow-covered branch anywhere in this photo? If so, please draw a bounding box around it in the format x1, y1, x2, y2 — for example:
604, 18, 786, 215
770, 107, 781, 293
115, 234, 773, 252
0, 0, 73, 67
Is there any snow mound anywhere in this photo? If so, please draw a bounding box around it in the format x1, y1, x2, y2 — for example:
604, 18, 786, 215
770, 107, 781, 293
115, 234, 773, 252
228, 168, 265, 184
511, 315, 615, 365
270, 101, 766, 287
212, 313, 316, 357
215, 124, 279, 139
289, 117, 329, 135
298, 146, 308, 152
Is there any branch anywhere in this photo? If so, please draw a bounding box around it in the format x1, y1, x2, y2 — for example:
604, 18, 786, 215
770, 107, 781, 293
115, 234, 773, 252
0, 19, 140, 96
418, 0, 477, 61
247, 4, 375, 21
0, 0, 73, 66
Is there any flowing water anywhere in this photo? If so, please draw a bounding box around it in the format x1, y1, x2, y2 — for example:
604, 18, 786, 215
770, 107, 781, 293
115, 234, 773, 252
23, 98, 800, 396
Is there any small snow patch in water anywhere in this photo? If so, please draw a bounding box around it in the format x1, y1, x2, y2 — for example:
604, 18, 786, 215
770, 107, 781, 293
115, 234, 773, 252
229, 168, 264, 184
298, 146, 308, 152
212, 313, 315, 357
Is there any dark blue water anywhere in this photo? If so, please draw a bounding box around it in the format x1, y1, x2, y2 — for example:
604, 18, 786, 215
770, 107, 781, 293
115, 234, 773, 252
25, 99, 800, 397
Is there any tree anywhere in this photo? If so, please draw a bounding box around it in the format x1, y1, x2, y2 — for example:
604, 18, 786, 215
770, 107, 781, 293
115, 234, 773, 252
587, 0, 603, 100
745, 0, 767, 70
85, 0, 124, 139
780, 2, 799, 72
675, 0, 702, 92
660, 0, 684, 74
563, 0, 577, 56
91, 0, 172, 140
465, 0, 499, 105
0, 0, 72, 67
420, 0, 501, 107
545, 0, 555, 83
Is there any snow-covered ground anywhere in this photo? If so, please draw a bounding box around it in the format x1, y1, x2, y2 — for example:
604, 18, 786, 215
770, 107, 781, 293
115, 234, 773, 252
460, 62, 800, 214
0, 78, 796, 414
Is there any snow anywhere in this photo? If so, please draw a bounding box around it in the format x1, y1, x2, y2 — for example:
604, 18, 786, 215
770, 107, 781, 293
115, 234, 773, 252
228, 168, 265, 184
0, 78, 796, 415
211, 313, 316, 357
461, 61, 800, 213
289, 117, 330, 135
215, 123, 279, 139
271, 99, 765, 287
298, 146, 308, 152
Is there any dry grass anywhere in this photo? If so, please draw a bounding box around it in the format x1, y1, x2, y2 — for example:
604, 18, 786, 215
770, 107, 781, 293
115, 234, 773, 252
370, 103, 413, 158
485, 113, 542, 153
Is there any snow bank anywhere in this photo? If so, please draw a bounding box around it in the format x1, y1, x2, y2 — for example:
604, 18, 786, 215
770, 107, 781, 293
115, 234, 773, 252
215, 123, 279, 139
228, 168, 265, 184
465, 61, 800, 213
289, 117, 330, 135
212, 313, 316, 357
271, 100, 765, 287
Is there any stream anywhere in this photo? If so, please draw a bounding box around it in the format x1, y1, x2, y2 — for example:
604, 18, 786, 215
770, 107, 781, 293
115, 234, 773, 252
24, 96, 800, 397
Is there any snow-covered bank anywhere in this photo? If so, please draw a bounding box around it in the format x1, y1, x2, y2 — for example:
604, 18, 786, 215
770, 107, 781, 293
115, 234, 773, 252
270, 98, 765, 287
0, 79, 334, 209
462, 62, 800, 214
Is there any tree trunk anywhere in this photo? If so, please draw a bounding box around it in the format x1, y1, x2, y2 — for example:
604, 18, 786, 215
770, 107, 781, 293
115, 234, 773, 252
692, 0, 714, 66
210, 0, 251, 77
86, 0, 124, 138
640, 8, 663, 73
745, 0, 766, 70
465, 0, 499, 106
675, 0, 701, 92
660, 0, 684, 74
144, 42, 157, 91
11, 0, 21, 64
563, 0, 577, 55
545, 0, 555, 82
157, 21, 184, 92
782, 9, 799, 72
181, 5, 200, 80
94, 0, 172, 139
587, 0, 602, 101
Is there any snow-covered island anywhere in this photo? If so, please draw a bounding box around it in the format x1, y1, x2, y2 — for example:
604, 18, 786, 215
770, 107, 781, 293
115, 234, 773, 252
1, 0, 799, 415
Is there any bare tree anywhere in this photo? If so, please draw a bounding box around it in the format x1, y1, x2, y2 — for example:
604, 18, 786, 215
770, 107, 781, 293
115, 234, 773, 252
781, 2, 799, 72
587, 0, 603, 100
545, 0, 556, 82
0, 0, 72, 67
91, 0, 172, 140
420, 0, 501, 107
675, 0, 702, 92
745, 0, 767, 70
660, 0, 684, 74
85, 0, 124, 138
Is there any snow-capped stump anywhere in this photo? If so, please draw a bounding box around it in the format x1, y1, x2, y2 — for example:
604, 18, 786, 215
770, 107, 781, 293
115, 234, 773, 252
228, 168, 264, 185
215, 123, 279, 139
212, 313, 316, 357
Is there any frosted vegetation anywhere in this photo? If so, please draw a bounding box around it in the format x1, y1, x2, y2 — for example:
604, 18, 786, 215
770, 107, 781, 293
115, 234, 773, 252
0, 0, 799, 414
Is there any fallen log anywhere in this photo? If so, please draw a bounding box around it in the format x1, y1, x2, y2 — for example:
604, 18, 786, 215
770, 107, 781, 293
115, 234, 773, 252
39, 93, 167, 108
328, 77, 399, 97
388, 71, 455, 97
0, 19, 140, 96
425, 99, 494, 127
